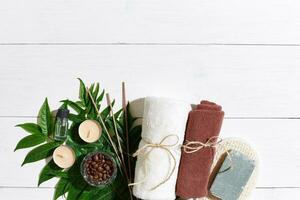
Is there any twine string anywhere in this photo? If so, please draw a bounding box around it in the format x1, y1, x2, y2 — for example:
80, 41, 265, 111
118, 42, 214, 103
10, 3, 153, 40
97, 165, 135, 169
182, 136, 222, 154
182, 136, 233, 172
128, 134, 179, 190
129, 135, 232, 191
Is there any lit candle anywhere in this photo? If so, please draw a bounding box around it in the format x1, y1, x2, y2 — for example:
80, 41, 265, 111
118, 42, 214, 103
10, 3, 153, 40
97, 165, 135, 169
53, 145, 76, 169
79, 120, 102, 143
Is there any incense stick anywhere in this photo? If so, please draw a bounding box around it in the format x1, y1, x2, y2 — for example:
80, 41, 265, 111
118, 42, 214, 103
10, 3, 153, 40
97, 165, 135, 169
122, 82, 131, 181
86, 87, 133, 200
106, 93, 125, 168
85, 87, 121, 165
106, 93, 133, 200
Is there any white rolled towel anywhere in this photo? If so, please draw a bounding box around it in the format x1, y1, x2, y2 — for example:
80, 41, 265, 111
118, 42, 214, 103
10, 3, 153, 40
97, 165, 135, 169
132, 97, 191, 200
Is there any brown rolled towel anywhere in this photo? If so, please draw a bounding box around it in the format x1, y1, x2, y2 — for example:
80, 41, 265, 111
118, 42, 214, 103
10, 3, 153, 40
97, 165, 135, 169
176, 100, 225, 198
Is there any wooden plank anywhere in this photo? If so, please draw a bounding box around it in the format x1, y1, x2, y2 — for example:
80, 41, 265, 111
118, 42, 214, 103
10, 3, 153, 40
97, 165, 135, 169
0, 0, 300, 44
0, 187, 297, 199
0, 45, 300, 117
0, 187, 64, 200
253, 188, 299, 199
4, 117, 300, 187
221, 119, 300, 188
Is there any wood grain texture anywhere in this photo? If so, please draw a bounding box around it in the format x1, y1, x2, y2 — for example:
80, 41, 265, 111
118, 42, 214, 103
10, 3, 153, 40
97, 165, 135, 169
0, 0, 300, 44
1, 45, 300, 117
1, 0, 300, 198
0, 188, 64, 200
0, 187, 298, 200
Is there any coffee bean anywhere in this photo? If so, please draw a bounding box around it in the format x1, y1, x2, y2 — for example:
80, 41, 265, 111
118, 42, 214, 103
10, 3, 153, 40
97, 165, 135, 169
93, 155, 99, 161
98, 167, 103, 172
83, 153, 115, 185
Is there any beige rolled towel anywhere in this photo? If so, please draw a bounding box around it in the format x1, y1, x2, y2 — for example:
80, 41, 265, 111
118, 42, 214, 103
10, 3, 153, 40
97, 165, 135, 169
132, 97, 191, 200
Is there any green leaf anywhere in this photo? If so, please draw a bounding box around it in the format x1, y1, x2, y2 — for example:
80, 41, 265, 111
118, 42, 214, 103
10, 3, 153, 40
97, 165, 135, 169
96, 90, 105, 104
93, 83, 100, 99
114, 108, 123, 120
89, 83, 95, 95
115, 120, 124, 136
76, 101, 85, 108
87, 186, 115, 200
22, 142, 60, 166
78, 78, 87, 105
14, 134, 46, 151
68, 113, 85, 123
85, 99, 93, 115
66, 158, 87, 200
67, 185, 83, 200
54, 178, 69, 200
126, 103, 136, 129
38, 98, 53, 136
129, 125, 142, 154
101, 100, 115, 119
59, 102, 68, 109
61, 99, 84, 113
15, 123, 42, 135
77, 191, 92, 200
38, 160, 63, 186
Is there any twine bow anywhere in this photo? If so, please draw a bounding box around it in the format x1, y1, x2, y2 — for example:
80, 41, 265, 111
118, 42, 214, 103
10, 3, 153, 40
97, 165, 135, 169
182, 136, 233, 173
182, 136, 222, 154
129, 134, 179, 190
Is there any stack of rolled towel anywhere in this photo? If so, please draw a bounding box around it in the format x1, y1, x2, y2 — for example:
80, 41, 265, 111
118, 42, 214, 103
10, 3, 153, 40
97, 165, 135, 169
132, 97, 224, 200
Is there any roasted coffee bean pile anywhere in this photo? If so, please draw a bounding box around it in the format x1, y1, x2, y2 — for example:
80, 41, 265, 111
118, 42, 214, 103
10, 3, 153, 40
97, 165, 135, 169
84, 153, 115, 184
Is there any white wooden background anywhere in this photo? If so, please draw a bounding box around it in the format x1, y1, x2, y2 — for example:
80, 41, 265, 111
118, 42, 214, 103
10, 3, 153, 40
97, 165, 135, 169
1, 0, 300, 199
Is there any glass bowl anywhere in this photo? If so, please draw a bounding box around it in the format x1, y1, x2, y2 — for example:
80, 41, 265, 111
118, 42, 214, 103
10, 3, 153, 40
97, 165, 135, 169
80, 151, 117, 187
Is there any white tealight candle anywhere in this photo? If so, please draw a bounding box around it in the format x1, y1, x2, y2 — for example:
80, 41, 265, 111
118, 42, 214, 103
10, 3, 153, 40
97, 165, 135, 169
79, 120, 102, 143
53, 145, 76, 169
